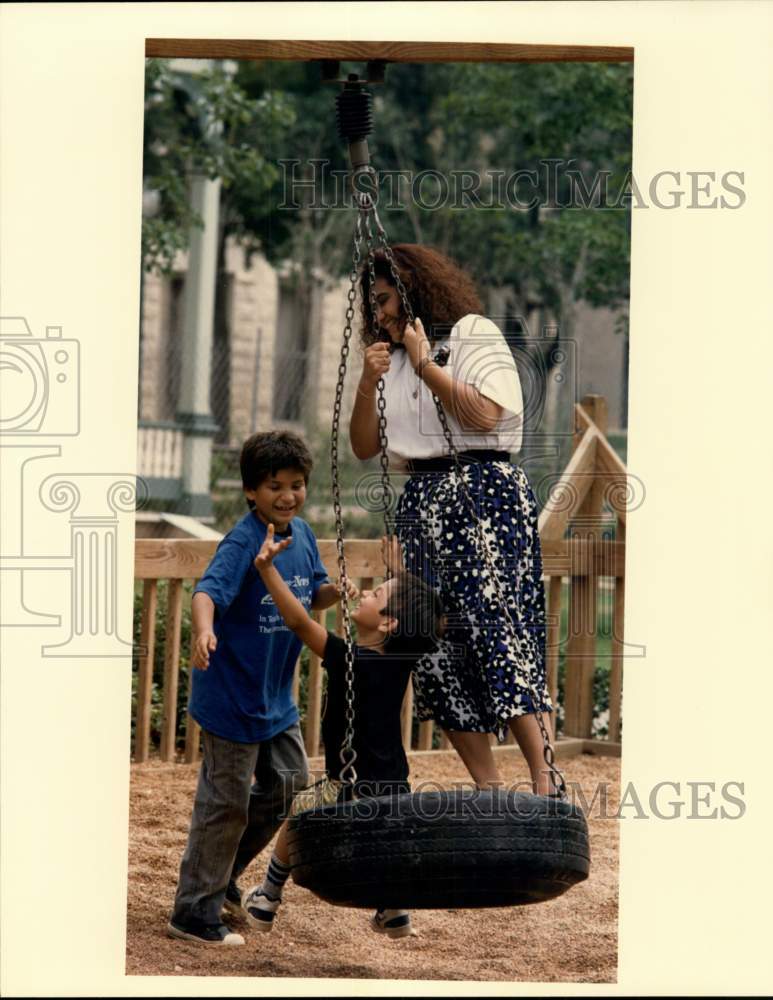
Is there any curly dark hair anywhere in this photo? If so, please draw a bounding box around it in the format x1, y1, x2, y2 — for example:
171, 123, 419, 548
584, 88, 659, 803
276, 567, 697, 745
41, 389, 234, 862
359, 244, 483, 347
240, 430, 313, 510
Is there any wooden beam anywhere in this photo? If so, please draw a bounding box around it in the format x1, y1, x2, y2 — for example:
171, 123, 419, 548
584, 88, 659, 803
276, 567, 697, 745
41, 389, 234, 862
184, 578, 202, 765
145, 39, 634, 64
542, 538, 625, 578
134, 537, 625, 581
563, 395, 606, 739
304, 612, 325, 757
538, 427, 597, 540
418, 721, 434, 752
135, 539, 217, 580
160, 580, 184, 762
546, 576, 563, 713
133, 579, 157, 764
574, 402, 629, 523
184, 716, 201, 765
317, 539, 384, 581
582, 739, 622, 758
608, 519, 625, 744
406, 736, 586, 760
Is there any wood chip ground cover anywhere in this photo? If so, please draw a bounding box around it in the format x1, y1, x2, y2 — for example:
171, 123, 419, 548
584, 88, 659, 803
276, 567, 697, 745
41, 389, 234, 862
126, 749, 619, 983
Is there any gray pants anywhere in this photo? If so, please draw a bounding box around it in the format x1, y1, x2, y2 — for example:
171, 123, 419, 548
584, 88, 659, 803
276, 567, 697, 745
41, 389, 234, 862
171, 722, 309, 928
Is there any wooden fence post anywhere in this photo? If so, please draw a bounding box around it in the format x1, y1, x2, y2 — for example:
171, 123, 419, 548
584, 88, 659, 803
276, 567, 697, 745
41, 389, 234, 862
160, 579, 184, 761
546, 574, 563, 718
184, 580, 201, 765
564, 395, 606, 738
134, 580, 157, 763
304, 611, 325, 757
608, 518, 625, 743
418, 721, 434, 751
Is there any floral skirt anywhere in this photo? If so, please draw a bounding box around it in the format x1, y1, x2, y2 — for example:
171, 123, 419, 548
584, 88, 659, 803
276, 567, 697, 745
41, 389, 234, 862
395, 459, 551, 742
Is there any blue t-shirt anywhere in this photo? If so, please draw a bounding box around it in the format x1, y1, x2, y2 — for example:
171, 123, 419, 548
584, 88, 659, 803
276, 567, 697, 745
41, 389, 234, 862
189, 511, 329, 743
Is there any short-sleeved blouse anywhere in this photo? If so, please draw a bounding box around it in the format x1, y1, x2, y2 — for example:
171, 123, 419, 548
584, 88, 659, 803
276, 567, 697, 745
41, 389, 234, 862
381, 314, 524, 469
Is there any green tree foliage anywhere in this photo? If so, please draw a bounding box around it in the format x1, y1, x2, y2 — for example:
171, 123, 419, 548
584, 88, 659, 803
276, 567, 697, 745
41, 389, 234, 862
142, 57, 631, 471
141, 59, 295, 274
143, 57, 632, 324
229, 60, 632, 468
434, 62, 633, 312
227, 60, 632, 311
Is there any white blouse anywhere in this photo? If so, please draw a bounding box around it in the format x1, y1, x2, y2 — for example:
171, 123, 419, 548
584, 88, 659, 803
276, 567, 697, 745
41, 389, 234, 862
381, 314, 524, 470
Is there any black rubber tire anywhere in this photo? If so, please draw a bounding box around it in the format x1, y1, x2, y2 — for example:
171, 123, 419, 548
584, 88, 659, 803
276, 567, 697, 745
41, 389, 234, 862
286, 789, 590, 909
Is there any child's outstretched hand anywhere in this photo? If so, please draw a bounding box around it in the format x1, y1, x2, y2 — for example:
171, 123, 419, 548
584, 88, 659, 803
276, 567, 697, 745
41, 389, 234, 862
338, 576, 360, 603
192, 630, 217, 670
254, 523, 293, 571
381, 533, 404, 575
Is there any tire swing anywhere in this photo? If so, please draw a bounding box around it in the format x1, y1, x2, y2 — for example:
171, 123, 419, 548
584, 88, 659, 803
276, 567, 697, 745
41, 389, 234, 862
286, 67, 590, 909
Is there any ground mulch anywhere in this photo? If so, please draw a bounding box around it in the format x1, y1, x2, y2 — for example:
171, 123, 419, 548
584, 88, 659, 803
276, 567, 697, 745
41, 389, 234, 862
126, 749, 619, 984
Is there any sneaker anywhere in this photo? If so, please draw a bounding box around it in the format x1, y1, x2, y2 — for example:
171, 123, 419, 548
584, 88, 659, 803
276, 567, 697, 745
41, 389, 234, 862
167, 919, 245, 946
222, 879, 243, 917
242, 885, 281, 933
370, 909, 417, 940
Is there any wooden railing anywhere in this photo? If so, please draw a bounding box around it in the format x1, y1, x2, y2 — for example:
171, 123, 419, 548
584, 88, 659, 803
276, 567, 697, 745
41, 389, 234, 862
133, 395, 626, 764
137, 420, 184, 479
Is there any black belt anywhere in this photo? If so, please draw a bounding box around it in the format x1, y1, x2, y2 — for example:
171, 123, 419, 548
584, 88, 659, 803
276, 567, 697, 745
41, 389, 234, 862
406, 450, 511, 474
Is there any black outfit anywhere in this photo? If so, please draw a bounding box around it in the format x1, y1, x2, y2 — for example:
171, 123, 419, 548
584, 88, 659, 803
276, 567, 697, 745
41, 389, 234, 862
321, 631, 412, 798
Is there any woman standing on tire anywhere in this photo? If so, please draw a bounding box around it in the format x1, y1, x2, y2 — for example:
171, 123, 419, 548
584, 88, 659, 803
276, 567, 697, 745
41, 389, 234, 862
349, 244, 555, 795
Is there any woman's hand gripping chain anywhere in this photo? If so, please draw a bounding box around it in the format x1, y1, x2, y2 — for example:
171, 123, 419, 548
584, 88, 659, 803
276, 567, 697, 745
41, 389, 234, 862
402, 317, 432, 373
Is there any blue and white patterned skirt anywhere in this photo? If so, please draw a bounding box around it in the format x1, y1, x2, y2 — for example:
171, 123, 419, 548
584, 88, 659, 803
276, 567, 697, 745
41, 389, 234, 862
395, 459, 552, 742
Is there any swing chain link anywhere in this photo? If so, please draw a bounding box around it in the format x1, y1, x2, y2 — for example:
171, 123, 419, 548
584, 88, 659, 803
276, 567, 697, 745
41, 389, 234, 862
370, 205, 566, 800
362, 201, 393, 539
331, 210, 366, 786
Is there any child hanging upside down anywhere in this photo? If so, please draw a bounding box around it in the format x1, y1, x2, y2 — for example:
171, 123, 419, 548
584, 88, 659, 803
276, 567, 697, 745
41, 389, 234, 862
243, 527, 444, 939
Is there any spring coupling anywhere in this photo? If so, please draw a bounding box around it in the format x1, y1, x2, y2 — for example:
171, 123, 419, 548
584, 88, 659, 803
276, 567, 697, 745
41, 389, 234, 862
336, 83, 373, 143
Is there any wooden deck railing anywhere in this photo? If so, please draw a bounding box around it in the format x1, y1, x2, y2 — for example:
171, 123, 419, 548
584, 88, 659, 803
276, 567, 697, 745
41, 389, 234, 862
133, 394, 626, 764
137, 420, 184, 479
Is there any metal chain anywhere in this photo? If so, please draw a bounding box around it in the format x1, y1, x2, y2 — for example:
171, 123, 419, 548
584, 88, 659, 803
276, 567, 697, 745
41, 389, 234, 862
370, 205, 566, 798
361, 199, 393, 539
331, 211, 365, 786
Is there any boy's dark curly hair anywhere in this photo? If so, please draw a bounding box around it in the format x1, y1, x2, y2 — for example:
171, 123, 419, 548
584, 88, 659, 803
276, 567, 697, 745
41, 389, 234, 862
359, 244, 483, 347
381, 570, 446, 659
240, 430, 313, 509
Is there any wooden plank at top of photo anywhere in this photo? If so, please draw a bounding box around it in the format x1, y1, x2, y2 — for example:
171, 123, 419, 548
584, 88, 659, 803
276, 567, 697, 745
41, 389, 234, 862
145, 39, 634, 64
135, 539, 218, 579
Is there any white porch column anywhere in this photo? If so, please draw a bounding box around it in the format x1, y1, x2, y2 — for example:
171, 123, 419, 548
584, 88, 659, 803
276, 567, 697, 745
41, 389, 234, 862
176, 173, 221, 518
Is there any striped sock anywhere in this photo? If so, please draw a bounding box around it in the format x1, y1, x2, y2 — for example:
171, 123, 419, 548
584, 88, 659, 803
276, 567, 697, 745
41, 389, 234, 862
262, 854, 292, 901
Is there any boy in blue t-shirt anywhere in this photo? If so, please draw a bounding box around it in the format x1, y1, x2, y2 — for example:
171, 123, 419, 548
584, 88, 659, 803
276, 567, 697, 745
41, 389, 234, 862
168, 431, 354, 947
